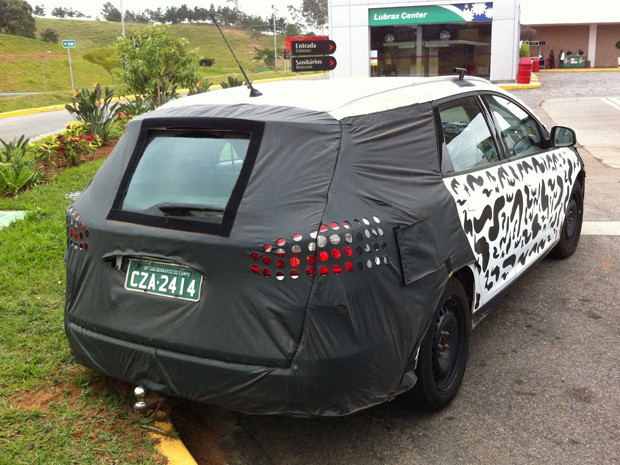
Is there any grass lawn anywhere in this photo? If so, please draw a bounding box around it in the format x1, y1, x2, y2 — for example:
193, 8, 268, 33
0, 158, 165, 464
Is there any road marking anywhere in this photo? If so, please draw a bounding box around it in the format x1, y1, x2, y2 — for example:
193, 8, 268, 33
600, 97, 620, 112
582, 221, 620, 236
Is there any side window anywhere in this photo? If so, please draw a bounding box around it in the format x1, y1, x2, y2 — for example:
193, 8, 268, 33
484, 95, 545, 158
439, 97, 500, 173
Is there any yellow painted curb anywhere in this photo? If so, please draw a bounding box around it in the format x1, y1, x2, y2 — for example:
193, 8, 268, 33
499, 82, 542, 90
0, 104, 67, 119
149, 420, 198, 465
538, 67, 620, 73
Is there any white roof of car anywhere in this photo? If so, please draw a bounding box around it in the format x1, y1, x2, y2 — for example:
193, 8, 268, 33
162, 76, 506, 120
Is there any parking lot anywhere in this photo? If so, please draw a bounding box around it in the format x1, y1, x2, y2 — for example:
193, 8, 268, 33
164, 71, 620, 465
170, 72, 620, 465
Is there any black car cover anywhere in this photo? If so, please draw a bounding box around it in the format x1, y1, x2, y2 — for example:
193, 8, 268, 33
65, 99, 475, 416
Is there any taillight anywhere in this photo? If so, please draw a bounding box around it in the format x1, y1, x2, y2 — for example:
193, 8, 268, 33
66, 207, 90, 252
249, 216, 389, 281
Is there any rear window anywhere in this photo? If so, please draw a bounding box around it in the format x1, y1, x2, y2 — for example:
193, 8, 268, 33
108, 118, 263, 236
122, 130, 250, 217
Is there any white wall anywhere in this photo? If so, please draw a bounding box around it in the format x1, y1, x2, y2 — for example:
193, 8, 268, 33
328, 0, 521, 82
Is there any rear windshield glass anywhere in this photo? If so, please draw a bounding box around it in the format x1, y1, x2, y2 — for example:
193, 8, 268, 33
121, 129, 250, 220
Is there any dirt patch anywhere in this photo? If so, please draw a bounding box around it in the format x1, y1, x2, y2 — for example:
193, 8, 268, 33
7, 367, 83, 412
169, 401, 233, 465
0, 53, 65, 63
6, 365, 167, 465
7, 365, 125, 413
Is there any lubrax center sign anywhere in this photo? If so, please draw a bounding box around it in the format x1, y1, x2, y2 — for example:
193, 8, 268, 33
369, 2, 494, 26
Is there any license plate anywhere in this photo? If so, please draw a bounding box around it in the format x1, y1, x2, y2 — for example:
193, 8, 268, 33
125, 259, 203, 302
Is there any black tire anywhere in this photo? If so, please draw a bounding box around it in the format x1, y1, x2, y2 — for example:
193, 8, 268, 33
550, 180, 584, 259
409, 278, 471, 411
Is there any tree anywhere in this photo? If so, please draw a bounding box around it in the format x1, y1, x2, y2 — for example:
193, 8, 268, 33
50, 6, 65, 17
51, 7, 85, 18
289, 0, 328, 32
40, 27, 59, 43
0, 0, 36, 38
116, 26, 200, 108
33, 4, 45, 16
286, 23, 303, 37
253, 47, 279, 69
83, 46, 120, 81
101, 2, 121, 22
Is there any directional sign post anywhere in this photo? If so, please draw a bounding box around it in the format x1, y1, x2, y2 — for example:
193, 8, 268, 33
62, 40, 76, 96
291, 40, 337, 56
290, 39, 337, 74
292, 56, 338, 73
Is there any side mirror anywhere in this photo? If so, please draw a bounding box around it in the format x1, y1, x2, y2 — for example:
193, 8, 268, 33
550, 126, 577, 148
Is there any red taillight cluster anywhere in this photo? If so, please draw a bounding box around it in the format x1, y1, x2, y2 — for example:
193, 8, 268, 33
67, 207, 90, 252
250, 217, 389, 280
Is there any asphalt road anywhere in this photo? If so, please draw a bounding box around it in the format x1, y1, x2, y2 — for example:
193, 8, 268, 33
168, 72, 620, 465
0, 108, 72, 141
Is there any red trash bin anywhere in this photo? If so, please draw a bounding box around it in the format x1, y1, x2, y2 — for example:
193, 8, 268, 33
531, 57, 540, 72
517, 57, 532, 84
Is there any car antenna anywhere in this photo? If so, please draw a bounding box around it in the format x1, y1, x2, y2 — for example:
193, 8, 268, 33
210, 14, 262, 97
452, 67, 467, 80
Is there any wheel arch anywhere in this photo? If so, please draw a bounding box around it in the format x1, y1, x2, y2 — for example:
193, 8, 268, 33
452, 266, 475, 316
576, 169, 586, 191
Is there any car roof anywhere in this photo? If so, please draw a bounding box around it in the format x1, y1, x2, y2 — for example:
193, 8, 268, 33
161, 76, 507, 120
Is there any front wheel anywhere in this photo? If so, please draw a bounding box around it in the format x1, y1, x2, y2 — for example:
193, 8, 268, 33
550, 180, 584, 259
408, 278, 471, 411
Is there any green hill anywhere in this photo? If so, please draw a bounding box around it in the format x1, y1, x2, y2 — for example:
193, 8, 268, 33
0, 17, 289, 112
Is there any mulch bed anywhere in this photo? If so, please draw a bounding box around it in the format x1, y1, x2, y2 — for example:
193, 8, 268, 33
36, 139, 117, 181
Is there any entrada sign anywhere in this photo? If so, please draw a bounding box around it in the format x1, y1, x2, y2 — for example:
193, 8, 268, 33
62, 39, 77, 48
291, 40, 337, 56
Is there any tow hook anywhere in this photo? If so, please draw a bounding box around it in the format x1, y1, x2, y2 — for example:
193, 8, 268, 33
133, 386, 166, 417
133, 386, 148, 412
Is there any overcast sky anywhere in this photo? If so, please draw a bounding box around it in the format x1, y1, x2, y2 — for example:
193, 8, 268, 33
30, 0, 300, 20
29, 0, 618, 24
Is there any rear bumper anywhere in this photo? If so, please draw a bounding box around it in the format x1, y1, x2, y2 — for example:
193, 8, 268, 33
66, 321, 416, 416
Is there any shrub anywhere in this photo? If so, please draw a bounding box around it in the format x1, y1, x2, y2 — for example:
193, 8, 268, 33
188, 80, 212, 95
0, 136, 43, 197
40, 28, 59, 43
220, 75, 245, 89
199, 57, 215, 67
117, 96, 154, 117
65, 84, 119, 143
112, 110, 134, 136
519, 42, 530, 58
36, 122, 102, 168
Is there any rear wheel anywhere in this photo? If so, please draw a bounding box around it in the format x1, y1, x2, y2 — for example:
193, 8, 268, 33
550, 180, 583, 259
409, 278, 471, 411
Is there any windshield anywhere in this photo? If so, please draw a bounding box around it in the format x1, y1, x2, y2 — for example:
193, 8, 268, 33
122, 130, 250, 219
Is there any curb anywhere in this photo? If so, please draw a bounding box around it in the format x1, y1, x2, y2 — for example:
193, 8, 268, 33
499, 81, 542, 90
538, 67, 620, 73
149, 420, 198, 465
0, 104, 67, 119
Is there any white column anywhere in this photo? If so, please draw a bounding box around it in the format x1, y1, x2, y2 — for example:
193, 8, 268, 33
588, 24, 597, 67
